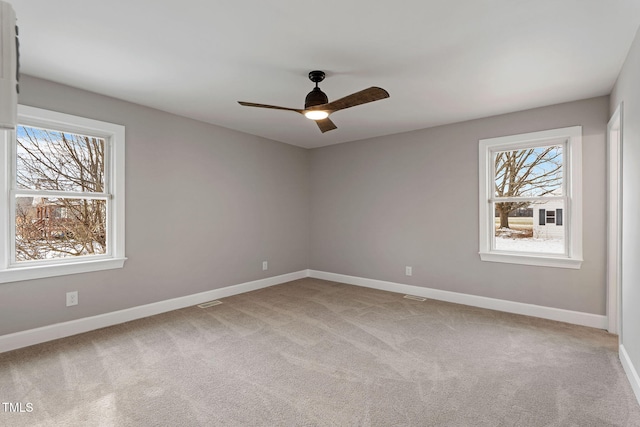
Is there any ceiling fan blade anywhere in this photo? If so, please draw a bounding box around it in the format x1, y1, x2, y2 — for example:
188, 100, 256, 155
315, 117, 337, 133
318, 87, 389, 113
238, 101, 303, 114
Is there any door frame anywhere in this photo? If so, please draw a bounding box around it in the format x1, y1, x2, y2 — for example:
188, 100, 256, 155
607, 103, 623, 335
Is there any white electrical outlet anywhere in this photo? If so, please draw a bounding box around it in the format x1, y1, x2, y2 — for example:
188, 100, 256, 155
262, 261, 268, 271
66, 291, 78, 307
405, 266, 412, 276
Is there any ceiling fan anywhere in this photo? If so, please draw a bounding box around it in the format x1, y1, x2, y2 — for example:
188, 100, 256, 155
238, 71, 389, 133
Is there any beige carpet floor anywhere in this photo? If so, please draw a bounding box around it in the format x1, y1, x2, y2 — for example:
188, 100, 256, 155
1, 278, 639, 426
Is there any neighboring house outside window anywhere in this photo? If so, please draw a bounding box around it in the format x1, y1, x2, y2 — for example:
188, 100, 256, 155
0, 105, 126, 283
533, 190, 564, 240
478, 126, 582, 269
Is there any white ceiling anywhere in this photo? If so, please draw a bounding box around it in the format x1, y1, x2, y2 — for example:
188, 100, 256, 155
9, 0, 640, 149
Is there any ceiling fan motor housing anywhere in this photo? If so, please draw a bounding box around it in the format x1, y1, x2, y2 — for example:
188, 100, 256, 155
305, 87, 328, 109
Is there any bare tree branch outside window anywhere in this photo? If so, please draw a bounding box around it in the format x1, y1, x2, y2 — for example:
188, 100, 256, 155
15, 126, 107, 261
494, 146, 563, 229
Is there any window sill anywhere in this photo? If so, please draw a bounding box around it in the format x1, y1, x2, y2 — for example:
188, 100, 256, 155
479, 252, 582, 269
0, 257, 127, 284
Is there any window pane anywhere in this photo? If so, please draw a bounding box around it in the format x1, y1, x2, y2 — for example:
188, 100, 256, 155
15, 197, 106, 262
494, 145, 562, 198
494, 200, 564, 254
16, 125, 105, 192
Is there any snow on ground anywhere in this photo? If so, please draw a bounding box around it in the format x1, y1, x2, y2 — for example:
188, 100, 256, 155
495, 236, 564, 254
16, 239, 105, 262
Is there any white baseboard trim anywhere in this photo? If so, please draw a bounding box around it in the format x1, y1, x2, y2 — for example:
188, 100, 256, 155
620, 344, 640, 406
0, 270, 307, 354
308, 270, 608, 329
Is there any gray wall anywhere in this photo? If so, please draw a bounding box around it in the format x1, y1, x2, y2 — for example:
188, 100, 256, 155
0, 77, 612, 338
310, 96, 609, 315
0, 76, 310, 336
611, 27, 640, 382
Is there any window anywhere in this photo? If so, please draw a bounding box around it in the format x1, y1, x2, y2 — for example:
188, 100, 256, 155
546, 210, 555, 224
0, 105, 125, 283
478, 126, 582, 269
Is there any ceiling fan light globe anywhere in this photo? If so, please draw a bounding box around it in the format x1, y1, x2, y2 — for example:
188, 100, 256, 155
305, 110, 329, 120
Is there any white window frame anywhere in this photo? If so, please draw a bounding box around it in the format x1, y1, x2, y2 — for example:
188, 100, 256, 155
0, 105, 126, 283
478, 126, 582, 269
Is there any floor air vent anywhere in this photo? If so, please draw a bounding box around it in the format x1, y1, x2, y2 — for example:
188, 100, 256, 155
403, 295, 426, 302
198, 300, 223, 308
